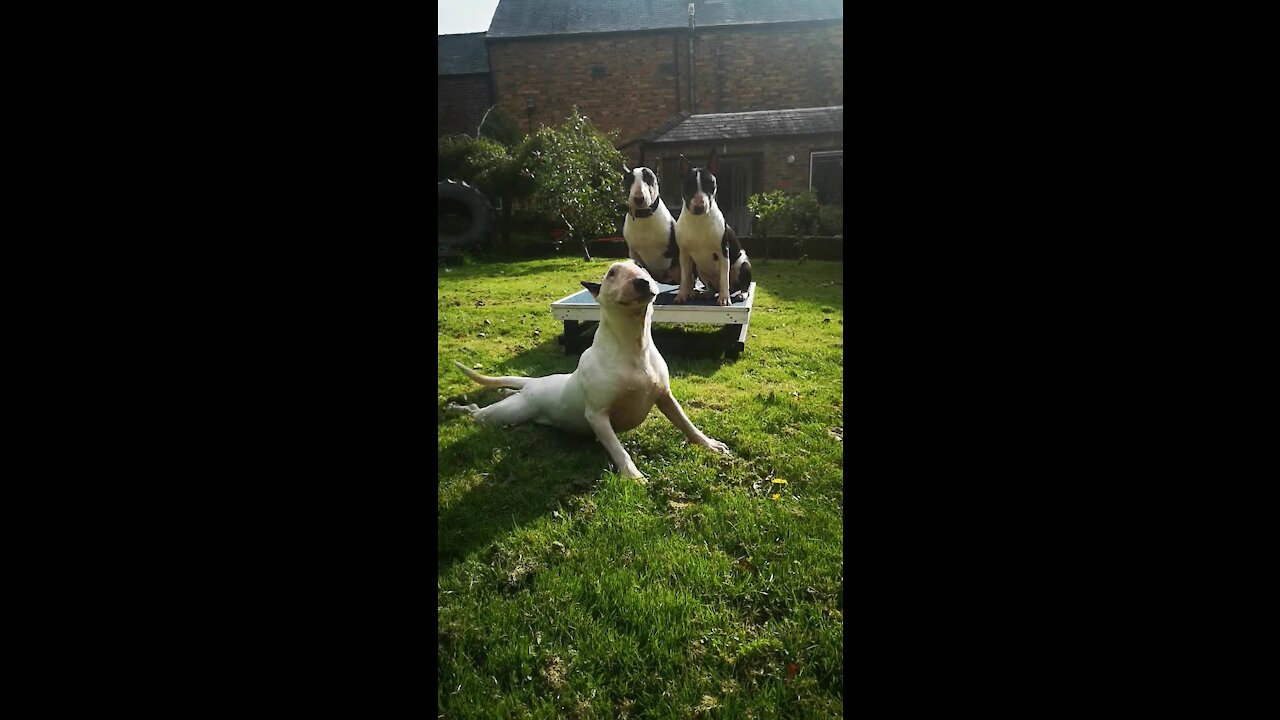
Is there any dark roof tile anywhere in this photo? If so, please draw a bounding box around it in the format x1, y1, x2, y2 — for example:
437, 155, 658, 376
438, 32, 490, 75
488, 0, 842, 39
647, 106, 842, 143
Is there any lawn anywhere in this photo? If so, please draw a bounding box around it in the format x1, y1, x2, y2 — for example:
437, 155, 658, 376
438, 256, 844, 718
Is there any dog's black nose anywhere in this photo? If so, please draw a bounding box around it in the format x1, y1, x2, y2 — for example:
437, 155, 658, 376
632, 278, 652, 294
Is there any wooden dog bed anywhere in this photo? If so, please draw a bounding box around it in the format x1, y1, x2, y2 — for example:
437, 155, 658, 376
550, 282, 756, 359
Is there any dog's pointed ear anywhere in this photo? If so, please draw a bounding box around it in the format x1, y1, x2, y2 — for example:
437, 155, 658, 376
708, 147, 719, 176
622, 163, 631, 175
581, 281, 602, 297
678, 154, 689, 175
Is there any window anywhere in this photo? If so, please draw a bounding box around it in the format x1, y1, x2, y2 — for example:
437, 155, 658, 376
809, 151, 843, 205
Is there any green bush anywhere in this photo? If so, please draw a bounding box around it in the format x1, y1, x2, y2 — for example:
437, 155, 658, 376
438, 134, 476, 182
748, 189, 839, 237
477, 106, 522, 148
437, 135, 512, 189
515, 107, 626, 259
748, 190, 791, 239
788, 190, 821, 236
437, 110, 627, 258
817, 205, 843, 236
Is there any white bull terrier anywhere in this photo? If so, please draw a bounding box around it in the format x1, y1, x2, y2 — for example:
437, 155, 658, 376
447, 260, 730, 479
673, 149, 753, 306
622, 165, 680, 284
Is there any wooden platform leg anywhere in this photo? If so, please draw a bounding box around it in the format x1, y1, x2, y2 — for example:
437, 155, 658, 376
558, 320, 579, 347
721, 315, 750, 359
560, 320, 598, 355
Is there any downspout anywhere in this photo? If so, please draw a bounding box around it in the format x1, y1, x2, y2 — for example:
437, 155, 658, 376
687, 3, 696, 113
673, 34, 681, 113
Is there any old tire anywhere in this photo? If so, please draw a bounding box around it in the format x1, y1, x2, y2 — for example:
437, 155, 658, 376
438, 179, 493, 250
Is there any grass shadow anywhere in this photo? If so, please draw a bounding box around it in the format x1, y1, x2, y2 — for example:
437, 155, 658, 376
437, 415, 606, 571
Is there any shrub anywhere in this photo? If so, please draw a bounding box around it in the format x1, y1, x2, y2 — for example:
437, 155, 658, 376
817, 205, 843, 237
749, 189, 842, 239
437, 109, 627, 258
787, 190, 821, 237
748, 190, 791, 239
477, 106, 522, 148
515, 107, 626, 260
437, 134, 476, 182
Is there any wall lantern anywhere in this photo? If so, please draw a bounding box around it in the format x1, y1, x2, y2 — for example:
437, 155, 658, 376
524, 96, 537, 132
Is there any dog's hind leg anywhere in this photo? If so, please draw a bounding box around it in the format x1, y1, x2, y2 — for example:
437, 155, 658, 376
468, 393, 539, 428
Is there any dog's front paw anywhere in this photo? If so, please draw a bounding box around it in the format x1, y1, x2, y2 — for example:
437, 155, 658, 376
717, 294, 731, 306
674, 291, 691, 304
701, 437, 731, 454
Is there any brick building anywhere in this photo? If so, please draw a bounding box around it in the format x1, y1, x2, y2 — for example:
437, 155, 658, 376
637, 106, 843, 234
437, 32, 493, 137
437, 0, 843, 234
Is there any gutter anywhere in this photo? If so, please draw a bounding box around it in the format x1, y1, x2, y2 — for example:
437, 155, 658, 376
688, 3, 696, 112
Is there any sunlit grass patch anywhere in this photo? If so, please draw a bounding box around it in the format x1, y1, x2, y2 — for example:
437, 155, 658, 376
439, 257, 843, 718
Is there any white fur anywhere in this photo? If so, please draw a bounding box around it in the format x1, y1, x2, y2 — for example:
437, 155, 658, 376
622, 167, 679, 284
675, 169, 739, 306
448, 260, 729, 479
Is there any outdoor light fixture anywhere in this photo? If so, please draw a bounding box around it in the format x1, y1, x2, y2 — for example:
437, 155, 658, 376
525, 97, 537, 110
787, 155, 796, 163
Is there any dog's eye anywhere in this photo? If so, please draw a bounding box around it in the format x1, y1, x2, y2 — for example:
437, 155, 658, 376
607, 270, 615, 277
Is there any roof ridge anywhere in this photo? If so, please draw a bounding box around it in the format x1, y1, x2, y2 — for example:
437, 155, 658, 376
686, 106, 843, 119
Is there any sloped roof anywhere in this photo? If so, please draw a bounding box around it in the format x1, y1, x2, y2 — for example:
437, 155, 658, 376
646, 106, 842, 143
487, 0, 842, 39
438, 32, 490, 75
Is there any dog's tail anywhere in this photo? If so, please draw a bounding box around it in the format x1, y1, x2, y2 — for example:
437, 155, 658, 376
453, 360, 529, 390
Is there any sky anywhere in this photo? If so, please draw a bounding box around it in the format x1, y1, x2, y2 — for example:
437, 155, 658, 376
439, 0, 500, 34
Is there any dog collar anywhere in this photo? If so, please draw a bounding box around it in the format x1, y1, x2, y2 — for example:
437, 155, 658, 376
634, 195, 662, 218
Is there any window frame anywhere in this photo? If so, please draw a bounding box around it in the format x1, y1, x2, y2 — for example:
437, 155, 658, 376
809, 150, 843, 192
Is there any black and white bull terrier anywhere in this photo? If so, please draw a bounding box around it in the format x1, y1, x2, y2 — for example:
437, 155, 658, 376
673, 149, 753, 306
448, 260, 730, 480
621, 166, 680, 284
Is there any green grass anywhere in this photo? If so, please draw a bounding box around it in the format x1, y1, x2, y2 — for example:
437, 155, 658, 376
439, 256, 844, 718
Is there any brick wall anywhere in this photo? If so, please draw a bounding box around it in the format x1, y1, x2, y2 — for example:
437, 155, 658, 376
486, 20, 842, 148
487, 34, 684, 148
438, 75, 493, 137
693, 23, 843, 114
